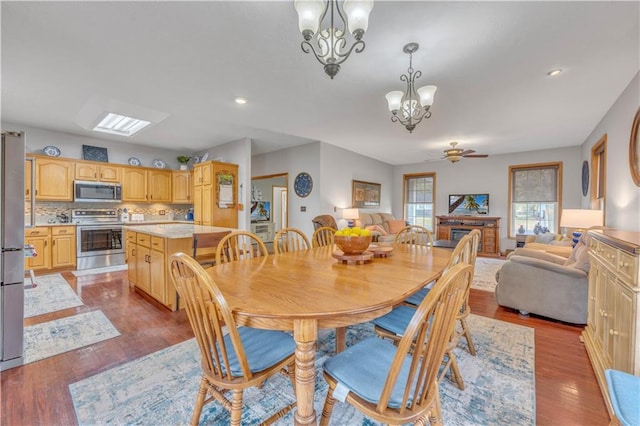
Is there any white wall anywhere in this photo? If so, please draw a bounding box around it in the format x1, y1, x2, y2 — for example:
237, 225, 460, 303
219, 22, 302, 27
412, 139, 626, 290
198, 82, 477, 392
393, 146, 582, 251
3, 122, 185, 168
580, 72, 640, 232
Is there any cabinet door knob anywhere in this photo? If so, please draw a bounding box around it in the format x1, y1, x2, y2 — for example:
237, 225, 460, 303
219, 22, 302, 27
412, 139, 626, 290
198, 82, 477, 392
609, 329, 618, 336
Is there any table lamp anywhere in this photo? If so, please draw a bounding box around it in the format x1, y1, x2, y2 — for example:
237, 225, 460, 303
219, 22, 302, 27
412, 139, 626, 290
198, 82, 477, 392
343, 208, 360, 228
560, 209, 604, 246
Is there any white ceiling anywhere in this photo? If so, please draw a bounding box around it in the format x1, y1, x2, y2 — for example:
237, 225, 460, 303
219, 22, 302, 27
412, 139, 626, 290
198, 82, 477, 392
2, 1, 638, 165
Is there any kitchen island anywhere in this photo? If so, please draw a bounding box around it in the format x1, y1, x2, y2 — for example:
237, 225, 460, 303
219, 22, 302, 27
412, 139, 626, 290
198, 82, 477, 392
125, 223, 234, 310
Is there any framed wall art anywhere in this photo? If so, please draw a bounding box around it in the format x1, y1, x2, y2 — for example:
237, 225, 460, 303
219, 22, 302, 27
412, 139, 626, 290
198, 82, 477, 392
82, 144, 109, 162
629, 107, 640, 187
352, 180, 381, 208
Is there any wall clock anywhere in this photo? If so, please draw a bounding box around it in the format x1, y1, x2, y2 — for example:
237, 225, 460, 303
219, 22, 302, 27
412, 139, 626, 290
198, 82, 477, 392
581, 160, 589, 196
294, 172, 313, 197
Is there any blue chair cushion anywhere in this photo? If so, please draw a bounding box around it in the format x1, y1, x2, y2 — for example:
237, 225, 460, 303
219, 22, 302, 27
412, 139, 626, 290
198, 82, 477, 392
223, 327, 295, 375
405, 287, 430, 306
373, 305, 416, 337
605, 369, 640, 426
323, 337, 417, 409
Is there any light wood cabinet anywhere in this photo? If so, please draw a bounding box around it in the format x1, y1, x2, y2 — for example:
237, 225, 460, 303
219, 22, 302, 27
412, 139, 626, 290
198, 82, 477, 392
51, 226, 76, 269
583, 230, 640, 420
172, 171, 192, 203
34, 157, 74, 201
75, 161, 121, 183
436, 215, 501, 257
25, 227, 51, 271
122, 167, 172, 203
147, 170, 172, 203
25, 160, 32, 200
193, 161, 238, 228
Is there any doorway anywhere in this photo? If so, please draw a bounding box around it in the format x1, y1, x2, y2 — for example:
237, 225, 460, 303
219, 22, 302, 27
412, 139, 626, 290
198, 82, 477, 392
250, 173, 288, 245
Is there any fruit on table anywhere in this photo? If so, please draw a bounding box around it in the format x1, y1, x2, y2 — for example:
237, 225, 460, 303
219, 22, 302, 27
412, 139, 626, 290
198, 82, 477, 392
335, 227, 371, 237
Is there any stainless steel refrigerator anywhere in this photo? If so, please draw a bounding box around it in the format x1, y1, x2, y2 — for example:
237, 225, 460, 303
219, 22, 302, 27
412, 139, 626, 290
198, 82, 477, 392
1, 131, 25, 371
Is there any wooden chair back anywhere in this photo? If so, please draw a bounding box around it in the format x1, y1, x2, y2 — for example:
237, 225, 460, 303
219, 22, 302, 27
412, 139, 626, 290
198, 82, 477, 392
215, 231, 269, 264
273, 227, 310, 254
312, 226, 336, 248
312, 214, 338, 230
444, 233, 474, 271
394, 225, 434, 246
192, 231, 230, 267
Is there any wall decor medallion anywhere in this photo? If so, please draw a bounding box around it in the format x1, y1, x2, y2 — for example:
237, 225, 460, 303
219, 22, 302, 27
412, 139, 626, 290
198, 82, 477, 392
352, 180, 381, 208
581, 160, 589, 196
629, 107, 640, 187
294, 172, 313, 197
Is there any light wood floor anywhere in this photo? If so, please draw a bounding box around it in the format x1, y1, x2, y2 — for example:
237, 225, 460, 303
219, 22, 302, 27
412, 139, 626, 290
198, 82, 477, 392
2, 270, 610, 425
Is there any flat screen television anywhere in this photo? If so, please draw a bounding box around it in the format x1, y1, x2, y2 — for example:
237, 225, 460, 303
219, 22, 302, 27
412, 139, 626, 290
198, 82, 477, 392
250, 201, 270, 222
448, 194, 489, 215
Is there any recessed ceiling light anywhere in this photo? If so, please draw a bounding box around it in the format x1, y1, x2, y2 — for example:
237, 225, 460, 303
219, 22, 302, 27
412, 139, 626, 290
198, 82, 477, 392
234, 97, 247, 105
547, 69, 563, 77
93, 113, 150, 136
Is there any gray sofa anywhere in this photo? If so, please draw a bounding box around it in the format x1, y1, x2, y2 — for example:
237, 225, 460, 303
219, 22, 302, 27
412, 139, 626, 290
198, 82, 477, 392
494, 233, 591, 324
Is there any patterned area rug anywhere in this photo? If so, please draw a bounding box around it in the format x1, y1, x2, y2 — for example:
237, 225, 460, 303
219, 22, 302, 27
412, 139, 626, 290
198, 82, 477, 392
71, 264, 128, 277
24, 273, 83, 318
24, 310, 120, 364
472, 257, 505, 292
70, 314, 534, 425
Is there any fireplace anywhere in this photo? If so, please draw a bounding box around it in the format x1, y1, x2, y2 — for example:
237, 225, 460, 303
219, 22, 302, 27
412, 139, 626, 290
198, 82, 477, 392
451, 228, 482, 251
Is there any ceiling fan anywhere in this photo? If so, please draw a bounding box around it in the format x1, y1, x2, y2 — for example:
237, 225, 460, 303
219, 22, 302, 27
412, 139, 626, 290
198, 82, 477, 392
442, 142, 488, 163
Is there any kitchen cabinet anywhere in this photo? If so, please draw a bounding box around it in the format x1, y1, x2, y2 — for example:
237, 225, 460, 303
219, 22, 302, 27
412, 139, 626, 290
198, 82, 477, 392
193, 161, 238, 228
172, 171, 192, 203
51, 226, 76, 268
25, 227, 51, 271
33, 157, 74, 201
25, 159, 32, 200
122, 167, 172, 203
582, 230, 640, 419
75, 161, 121, 183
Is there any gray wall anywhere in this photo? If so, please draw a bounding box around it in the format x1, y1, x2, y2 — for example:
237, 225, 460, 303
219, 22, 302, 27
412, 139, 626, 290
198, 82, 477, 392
580, 72, 640, 232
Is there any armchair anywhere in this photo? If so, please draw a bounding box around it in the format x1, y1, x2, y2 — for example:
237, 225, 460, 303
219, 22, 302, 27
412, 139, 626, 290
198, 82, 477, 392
495, 233, 592, 324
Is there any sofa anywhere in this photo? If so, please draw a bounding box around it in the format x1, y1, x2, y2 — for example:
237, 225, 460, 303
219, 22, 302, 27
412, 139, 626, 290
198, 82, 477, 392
494, 232, 592, 324
522, 232, 573, 258
354, 212, 408, 243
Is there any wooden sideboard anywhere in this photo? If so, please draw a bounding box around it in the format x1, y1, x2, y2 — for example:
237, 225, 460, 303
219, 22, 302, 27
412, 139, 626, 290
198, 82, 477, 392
582, 229, 640, 419
436, 215, 501, 257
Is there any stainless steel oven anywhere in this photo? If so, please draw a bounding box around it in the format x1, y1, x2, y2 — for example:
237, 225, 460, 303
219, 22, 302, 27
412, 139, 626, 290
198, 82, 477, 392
73, 209, 125, 270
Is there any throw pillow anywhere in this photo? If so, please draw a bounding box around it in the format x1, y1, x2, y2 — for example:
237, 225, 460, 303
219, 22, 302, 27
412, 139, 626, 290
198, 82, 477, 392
366, 225, 388, 236
535, 233, 557, 244
387, 219, 406, 234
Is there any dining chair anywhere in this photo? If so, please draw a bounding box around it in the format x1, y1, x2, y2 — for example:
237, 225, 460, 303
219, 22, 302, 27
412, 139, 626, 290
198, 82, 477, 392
169, 252, 296, 426
192, 231, 230, 268
215, 230, 269, 264
374, 233, 475, 390
605, 369, 640, 426
320, 263, 473, 426
273, 227, 310, 254
311, 226, 336, 248
394, 225, 434, 246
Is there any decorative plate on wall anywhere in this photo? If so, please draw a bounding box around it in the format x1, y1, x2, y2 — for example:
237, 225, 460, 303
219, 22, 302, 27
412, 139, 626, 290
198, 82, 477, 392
152, 159, 167, 169
128, 157, 142, 166
581, 160, 589, 196
294, 172, 313, 197
43, 146, 61, 157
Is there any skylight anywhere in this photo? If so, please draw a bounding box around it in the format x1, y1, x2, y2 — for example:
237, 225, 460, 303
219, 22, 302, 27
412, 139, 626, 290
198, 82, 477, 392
93, 113, 151, 136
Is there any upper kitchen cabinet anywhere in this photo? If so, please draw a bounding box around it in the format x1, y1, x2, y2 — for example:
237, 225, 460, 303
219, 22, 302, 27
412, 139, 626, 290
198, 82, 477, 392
33, 156, 74, 201
193, 161, 238, 228
172, 170, 191, 204
122, 167, 172, 203
75, 161, 121, 183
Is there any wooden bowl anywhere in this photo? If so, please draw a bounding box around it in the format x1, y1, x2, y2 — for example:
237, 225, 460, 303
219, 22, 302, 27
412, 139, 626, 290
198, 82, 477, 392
335, 235, 373, 255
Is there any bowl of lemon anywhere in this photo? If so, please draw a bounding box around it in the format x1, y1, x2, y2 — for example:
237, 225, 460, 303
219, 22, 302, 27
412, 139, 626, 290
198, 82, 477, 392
334, 227, 372, 255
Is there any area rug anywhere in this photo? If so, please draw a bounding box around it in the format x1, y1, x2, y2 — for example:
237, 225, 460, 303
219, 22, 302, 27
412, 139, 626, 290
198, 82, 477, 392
24, 310, 120, 364
24, 273, 83, 318
71, 264, 128, 277
69, 314, 534, 425
472, 257, 505, 292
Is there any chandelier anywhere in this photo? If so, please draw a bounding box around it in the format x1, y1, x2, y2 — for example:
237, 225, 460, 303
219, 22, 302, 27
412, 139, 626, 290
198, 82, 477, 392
385, 43, 437, 133
294, 0, 374, 79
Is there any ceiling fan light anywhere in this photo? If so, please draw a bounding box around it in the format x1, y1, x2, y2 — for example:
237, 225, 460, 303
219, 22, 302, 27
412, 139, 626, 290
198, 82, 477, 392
294, 0, 325, 37
385, 91, 403, 112
343, 0, 374, 38
417, 85, 437, 107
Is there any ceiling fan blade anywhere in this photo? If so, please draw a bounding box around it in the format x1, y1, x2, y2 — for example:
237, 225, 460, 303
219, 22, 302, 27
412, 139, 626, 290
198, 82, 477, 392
460, 149, 476, 156
463, 154, 489, 158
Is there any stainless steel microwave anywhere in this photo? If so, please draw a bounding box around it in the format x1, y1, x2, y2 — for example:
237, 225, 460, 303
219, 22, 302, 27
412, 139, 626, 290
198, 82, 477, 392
74, 181, 122, 202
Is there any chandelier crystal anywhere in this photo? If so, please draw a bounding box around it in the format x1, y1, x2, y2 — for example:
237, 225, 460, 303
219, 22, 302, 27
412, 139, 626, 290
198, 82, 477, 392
294, 0, 374, 79
385, 43, 437, 133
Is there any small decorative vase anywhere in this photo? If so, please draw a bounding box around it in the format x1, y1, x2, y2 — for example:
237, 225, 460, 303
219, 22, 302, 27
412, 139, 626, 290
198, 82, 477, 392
533, 223, 542, 235
179, 164, 188, 170
518, 225, 525, 234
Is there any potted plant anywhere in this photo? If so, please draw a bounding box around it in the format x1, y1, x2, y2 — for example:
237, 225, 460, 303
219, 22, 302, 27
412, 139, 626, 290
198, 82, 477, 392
177, 155, 191, 170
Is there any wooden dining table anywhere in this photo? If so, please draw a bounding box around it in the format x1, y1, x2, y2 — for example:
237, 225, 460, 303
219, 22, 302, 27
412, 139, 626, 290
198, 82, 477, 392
206, 243, 452, 425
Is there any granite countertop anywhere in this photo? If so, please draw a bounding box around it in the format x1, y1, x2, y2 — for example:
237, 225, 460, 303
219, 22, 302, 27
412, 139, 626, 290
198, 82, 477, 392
30, 220, 194, 227
124, 223, 235, 239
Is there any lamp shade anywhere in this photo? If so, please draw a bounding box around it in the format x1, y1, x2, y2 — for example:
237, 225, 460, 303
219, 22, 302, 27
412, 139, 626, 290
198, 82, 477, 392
343, 208, 360, 220
343, 0, 374, 35
417, 85, 437, 107
294, 0, 325, 35
385, 91, 403, 112
560, 209, 604, 229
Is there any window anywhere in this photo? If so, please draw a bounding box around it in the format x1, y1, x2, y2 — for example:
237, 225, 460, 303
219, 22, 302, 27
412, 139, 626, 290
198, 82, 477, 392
591, 135, 606, 211
508, 162, 562, 237
403, 173, 436, 231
